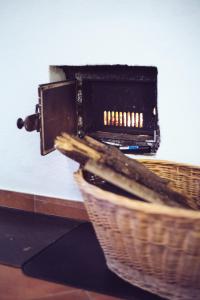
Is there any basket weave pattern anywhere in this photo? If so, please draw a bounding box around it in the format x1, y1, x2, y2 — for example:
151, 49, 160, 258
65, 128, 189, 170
75, 160, 200, 300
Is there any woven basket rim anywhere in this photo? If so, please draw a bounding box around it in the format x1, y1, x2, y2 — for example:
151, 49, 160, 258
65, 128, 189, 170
75, 159, 200, 220
137, 158, 200, 169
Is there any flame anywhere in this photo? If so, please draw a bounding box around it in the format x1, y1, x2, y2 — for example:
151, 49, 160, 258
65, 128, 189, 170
115, 111, 119, 126
139, 113, 143, 128
123, 112, 127, 127
104, 111, 143, 128
127, 112, 131, 127
107, 111, 111, 125
104, 111, 107, 126
131, 112, 135, 127
135, 113, 139, 128
111, 111, 115, 126
119, 112, 123, 126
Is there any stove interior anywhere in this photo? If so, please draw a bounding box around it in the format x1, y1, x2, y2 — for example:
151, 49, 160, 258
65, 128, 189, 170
81, 80, 157, 133
52, 65, 160, 153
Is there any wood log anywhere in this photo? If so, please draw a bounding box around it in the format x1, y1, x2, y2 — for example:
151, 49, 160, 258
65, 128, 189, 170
84, 160, 182, 207
83, 136, 195, 209
55, 133, 192, 209
84, 135, 169, 185
55, 134, 101, 164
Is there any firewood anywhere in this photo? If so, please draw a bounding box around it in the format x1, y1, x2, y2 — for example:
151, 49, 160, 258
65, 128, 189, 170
55, 133, 192, 209
55, 134, 101, 164
84, 160, 182, 207
83, 136, 193, 208
84, 135, 169, 185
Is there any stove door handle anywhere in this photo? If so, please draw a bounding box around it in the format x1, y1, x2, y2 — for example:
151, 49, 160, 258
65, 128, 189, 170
17, 113, 40, 132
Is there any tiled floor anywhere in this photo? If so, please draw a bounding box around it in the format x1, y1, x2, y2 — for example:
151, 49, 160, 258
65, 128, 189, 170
0, 192, 120, 299
0, 264, 121, 300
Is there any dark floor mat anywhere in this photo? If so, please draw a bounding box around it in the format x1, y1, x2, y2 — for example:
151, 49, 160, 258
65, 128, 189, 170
23, 222, 163, 300
0, 206, 82, 267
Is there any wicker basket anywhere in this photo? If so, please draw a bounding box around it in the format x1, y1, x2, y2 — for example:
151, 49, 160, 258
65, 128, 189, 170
74, 159, 200, 300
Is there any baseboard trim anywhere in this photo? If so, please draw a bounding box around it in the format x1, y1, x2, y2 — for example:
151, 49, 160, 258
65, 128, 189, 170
0, 189, 89, 221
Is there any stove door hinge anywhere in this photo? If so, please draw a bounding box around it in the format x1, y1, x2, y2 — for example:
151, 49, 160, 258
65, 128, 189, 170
17, 104, 40, 132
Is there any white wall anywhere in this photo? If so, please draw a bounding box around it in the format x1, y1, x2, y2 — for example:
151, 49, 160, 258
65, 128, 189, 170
0, 0, 200, 200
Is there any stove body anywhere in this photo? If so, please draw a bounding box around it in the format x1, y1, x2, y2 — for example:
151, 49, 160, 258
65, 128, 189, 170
17, 65, 160, 155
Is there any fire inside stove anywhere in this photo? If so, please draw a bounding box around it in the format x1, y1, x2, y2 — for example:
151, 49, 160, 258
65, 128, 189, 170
104, 111, 143, 128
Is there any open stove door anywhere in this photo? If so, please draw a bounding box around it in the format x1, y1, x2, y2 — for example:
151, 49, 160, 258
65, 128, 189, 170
39, 81, 77, 155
